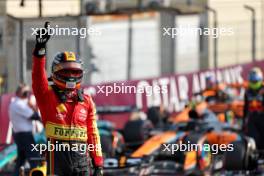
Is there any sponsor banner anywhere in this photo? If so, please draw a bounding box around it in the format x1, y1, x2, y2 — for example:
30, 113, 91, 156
0, 61, 262, 144
82, 61, 259, 128
86, 63, 246, 112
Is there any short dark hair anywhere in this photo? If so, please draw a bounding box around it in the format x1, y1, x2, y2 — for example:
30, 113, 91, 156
15, 83, 30, 97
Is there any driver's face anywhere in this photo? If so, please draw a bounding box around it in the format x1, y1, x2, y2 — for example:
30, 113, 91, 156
56, 69, 83, 78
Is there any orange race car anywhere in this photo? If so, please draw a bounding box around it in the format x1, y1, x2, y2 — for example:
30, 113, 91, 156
103, 103, 258, 176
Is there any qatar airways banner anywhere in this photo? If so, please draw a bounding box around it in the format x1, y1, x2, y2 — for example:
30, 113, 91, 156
0, 61, 263, 145
85, 62, 255, 112
79, 61, 260, 128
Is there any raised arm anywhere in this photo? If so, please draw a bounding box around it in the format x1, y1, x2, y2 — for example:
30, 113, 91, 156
32, 22, 51, 102
32, 56, 48, 98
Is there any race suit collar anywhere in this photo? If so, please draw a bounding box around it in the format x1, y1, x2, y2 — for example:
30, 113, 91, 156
51, 85, 84, 103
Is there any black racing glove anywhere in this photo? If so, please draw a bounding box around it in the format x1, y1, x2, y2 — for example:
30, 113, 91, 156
29, 112, 41, 121
33, 22, 51, 57
93, 167, 103, 176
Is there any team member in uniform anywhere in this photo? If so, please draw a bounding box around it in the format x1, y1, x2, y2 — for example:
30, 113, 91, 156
32, 22, 103, 176
243, 67, 264, 149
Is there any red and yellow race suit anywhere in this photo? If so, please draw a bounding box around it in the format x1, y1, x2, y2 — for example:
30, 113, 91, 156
32, 55, 103, 175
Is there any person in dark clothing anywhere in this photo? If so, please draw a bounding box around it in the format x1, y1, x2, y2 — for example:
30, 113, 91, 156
243, 67, 264, 149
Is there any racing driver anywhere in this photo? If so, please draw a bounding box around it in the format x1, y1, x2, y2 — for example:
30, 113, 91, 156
32, 22, 103, 176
